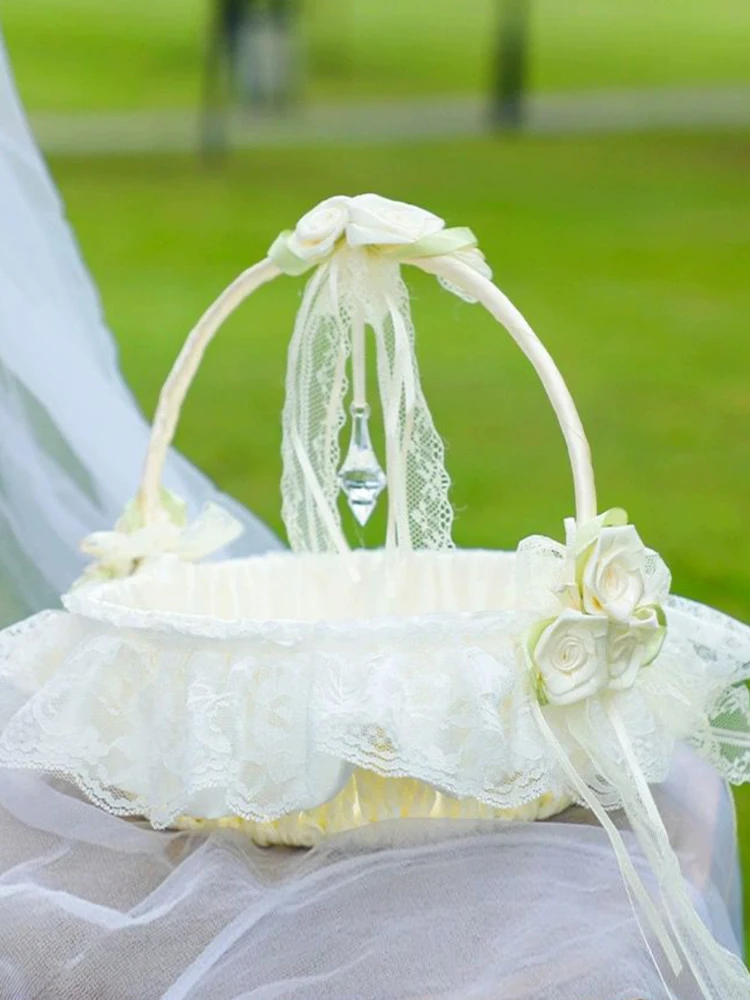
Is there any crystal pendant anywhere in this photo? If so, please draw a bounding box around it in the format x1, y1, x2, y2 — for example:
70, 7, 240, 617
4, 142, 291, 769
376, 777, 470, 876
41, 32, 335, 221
337, 403, 386, 526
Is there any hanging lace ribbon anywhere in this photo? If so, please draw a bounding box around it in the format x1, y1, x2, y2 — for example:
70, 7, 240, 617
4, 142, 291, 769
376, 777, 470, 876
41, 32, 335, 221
269, 194, 492, 556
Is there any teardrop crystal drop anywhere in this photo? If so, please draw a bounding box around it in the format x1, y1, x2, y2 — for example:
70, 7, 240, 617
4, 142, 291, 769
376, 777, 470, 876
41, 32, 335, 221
337, 403, 387, 526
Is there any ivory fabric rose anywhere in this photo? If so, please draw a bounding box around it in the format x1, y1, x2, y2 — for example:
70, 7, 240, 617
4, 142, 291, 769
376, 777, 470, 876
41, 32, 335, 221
525, 511, 669, 706
272, 194, 488, 277
346, 194, 445, 247
607, 606, 667, 690
580, 524, 648, 622
531, 609, 610, 706
285, 196, 351, 265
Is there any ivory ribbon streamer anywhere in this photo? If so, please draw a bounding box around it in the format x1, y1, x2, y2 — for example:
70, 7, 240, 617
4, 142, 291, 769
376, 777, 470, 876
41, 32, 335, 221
530, 700, 682, 983
533, 696, 750, 1000
601, 705, 750, 999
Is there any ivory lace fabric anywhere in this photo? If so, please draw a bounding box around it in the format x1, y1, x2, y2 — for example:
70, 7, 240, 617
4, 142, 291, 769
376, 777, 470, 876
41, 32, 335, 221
0, 745, 740, 1000
1, 546, 749, 838
281, 249, 454, 554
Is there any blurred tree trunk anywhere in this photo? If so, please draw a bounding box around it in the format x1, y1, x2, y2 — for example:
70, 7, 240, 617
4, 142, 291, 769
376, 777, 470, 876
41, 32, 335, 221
201, 0, 303, 157
201, 0, 231, 158
491, 0, 531, 129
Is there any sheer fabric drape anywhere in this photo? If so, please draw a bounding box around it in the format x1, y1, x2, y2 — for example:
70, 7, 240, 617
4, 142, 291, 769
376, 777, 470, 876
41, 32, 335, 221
0, 35, 280, 627
0, 746, 741, 1000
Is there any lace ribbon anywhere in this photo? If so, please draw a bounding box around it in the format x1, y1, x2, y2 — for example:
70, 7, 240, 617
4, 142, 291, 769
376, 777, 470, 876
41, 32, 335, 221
274, 235, 489, 556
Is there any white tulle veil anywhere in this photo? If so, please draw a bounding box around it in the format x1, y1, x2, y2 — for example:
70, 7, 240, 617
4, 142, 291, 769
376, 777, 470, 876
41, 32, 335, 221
0, 35, 280, 627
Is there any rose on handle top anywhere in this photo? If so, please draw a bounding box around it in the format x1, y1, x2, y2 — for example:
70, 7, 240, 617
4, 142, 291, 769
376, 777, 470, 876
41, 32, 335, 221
269, 193, 492, 278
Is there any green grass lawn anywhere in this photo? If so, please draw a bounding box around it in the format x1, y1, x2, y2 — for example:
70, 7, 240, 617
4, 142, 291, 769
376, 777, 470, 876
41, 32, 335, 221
3, 0, 750, 111
47, 131, 750, 937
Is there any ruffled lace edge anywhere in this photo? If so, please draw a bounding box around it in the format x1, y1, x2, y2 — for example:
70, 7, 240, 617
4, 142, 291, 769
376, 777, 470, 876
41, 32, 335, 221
0, 596, 748, 834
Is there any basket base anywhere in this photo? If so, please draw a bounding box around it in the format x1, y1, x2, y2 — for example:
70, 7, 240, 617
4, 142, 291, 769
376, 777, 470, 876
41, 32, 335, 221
174, 769, 571, 847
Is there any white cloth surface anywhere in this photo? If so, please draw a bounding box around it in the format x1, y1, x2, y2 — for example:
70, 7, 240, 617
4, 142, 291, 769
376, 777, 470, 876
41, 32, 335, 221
0, 33, 280, 628
0, 745, 741, 1000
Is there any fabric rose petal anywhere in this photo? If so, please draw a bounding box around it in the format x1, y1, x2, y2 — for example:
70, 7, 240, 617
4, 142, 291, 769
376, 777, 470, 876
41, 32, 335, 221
268, 193, 491, 281
284, 196, 350, 269
528, 609, 610, 706
345, 193, 445, 247
607, 605, 667, 690
526, 509, 669, 706
580, 524, 648, 622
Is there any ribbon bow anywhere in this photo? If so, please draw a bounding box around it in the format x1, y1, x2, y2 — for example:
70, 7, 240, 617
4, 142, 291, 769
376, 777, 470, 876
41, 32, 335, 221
77, 490, 243, 585
268, 193, 491, 282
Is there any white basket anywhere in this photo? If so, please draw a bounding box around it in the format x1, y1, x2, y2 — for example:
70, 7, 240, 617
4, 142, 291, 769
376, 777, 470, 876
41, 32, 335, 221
63, 195, 601, 840
61, 204, 602, 840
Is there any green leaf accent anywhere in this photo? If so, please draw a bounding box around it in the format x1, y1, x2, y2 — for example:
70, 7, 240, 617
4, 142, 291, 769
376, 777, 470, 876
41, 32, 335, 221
574, 542, 593, 591
159, 487, 188, 527
116, 488, 187, 535
531, 670, 549, 706
641, 604, 668, 666
601, 507, 628, 528
117, 497, 145, 534
524, 617, 556, 705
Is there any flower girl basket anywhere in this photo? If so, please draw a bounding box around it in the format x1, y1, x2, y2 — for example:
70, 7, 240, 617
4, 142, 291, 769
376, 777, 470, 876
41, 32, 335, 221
1, 194, 749, 997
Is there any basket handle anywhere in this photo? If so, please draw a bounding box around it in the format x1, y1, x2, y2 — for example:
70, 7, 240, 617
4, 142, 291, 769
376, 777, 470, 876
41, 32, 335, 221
416, 254, 596, 522
138, 259, 280, 524
137, 255, 596, 526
